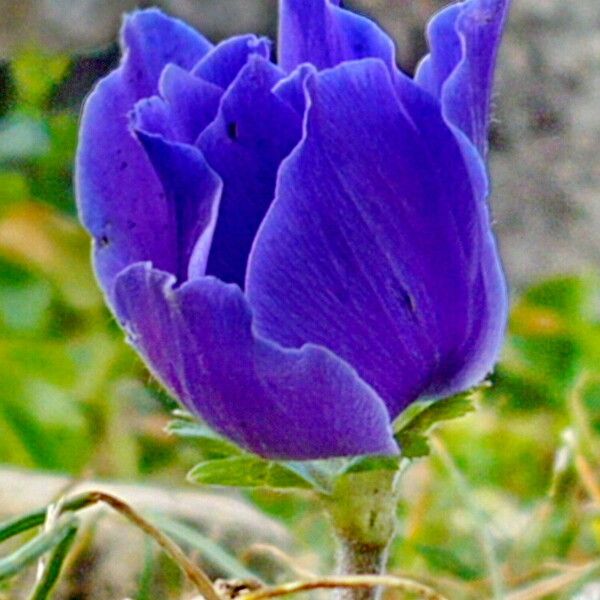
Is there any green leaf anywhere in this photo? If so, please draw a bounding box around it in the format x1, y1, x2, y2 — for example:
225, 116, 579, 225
283, 460, 349, 493
333, 394, 476, 474
343, 456, 401, 475
175, 420, 350, 492
394, 389, 478, 458
187, 455, 313, 490
166, 418, 242, 459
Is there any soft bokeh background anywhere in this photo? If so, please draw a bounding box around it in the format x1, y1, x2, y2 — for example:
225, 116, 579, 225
0, 1, 599, 599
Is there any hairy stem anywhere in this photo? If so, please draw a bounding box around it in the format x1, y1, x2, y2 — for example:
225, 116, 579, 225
324, 469, 402, 600
334, 537, 390, 600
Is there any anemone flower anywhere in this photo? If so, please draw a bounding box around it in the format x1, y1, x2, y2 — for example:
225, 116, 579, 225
76, 0, 510, 460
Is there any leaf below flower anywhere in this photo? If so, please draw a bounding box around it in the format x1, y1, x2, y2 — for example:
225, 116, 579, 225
187, 455, 314, 490
394, 389, 480, 459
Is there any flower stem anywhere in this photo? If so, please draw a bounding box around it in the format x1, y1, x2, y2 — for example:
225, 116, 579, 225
334, 537, 390, 600
323, 468, 402, 600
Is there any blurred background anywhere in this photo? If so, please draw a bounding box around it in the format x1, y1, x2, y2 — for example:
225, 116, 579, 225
0, 1, 599, 599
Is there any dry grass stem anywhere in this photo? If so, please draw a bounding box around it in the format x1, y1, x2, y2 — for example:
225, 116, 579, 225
503, 561, 600, 600
60, 491, 221, 600
239, 574, 449, 600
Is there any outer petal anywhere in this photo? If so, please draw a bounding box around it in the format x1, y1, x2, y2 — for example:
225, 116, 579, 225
120, 9, 212, 95
278, 0, 396, 73
114, 264, 398, 460
431, 135, 508, 397
199, 57, 303, 287
415, 0, 511, 156
76, 9, 211, 301
247, 59, 505, 418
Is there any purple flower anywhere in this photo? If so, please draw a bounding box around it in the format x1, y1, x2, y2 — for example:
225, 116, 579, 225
76, 0, 510, 460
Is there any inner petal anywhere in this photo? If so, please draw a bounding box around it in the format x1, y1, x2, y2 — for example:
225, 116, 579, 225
199, 57, 303, 287
129, 37, 286, 285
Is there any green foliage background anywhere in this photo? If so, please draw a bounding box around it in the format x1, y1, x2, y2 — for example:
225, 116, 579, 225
0, 48, 599, 599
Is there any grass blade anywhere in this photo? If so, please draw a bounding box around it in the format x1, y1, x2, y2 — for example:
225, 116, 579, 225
28, 521, 78, 600
148, 513, 257, 580
0, 494, 92, 544
0, 516, 77, 581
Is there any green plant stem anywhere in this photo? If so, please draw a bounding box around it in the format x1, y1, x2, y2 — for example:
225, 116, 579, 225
323, 468, 402, 600
334, 538, 390, 600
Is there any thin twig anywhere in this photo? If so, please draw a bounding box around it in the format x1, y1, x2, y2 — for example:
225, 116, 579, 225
79, 491, 221, 600
241, 574, 449, 600
503, 560, 600, 600
575, 453, 600, 506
